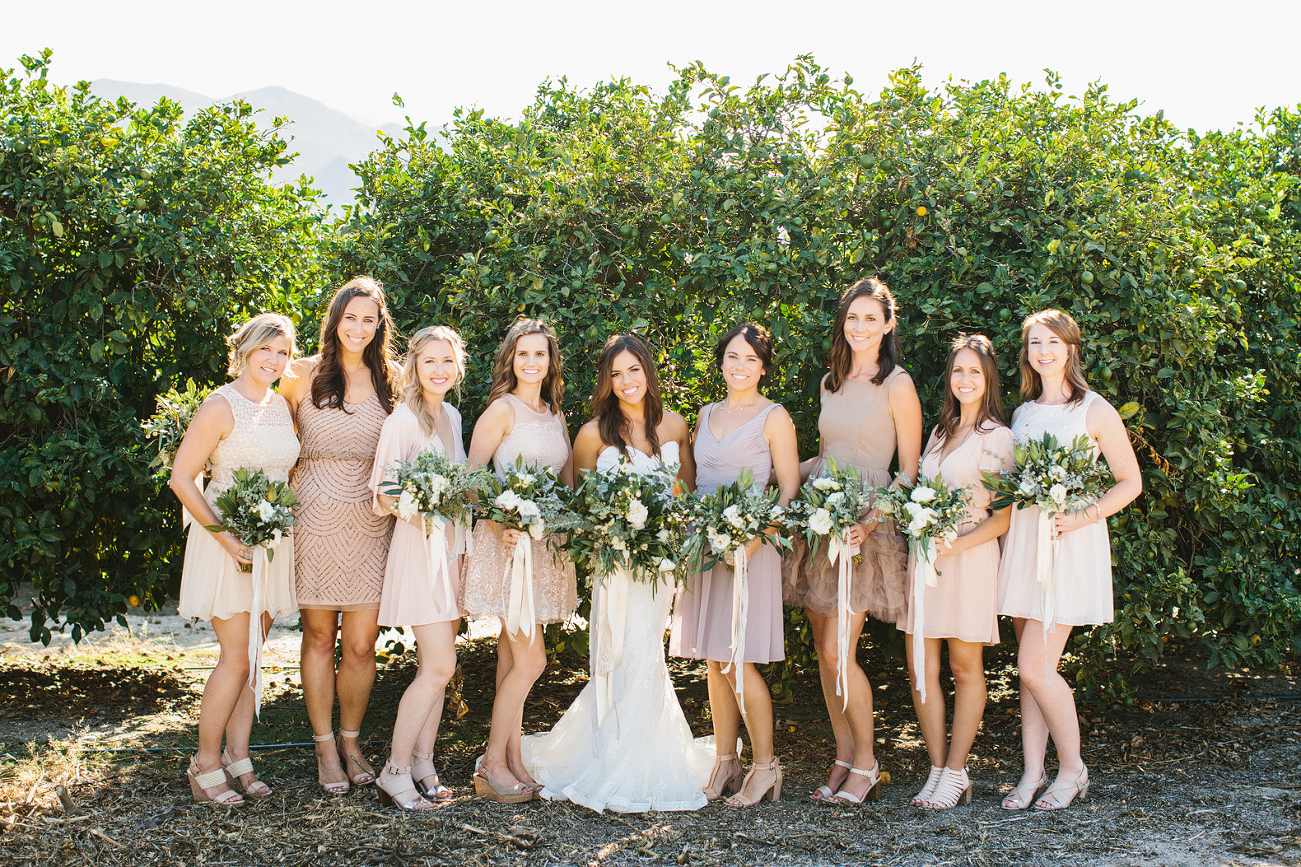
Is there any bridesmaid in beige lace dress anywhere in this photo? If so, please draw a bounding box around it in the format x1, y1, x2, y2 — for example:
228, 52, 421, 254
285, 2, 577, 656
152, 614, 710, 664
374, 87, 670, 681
170, 313, 300, 805
280, 277, 400, 794
463, 319, 577, 802
783, 277, 923, 804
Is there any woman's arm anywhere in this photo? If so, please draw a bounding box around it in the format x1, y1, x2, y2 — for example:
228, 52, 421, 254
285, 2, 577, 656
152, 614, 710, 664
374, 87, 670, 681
740, 405, 801, 558
572, 420, 604, 477
664, 411, 695, 494
168, 393, 251, 568
888, 371, 924, 486
466, 399, 519, 543
1053, 397, 1143, 537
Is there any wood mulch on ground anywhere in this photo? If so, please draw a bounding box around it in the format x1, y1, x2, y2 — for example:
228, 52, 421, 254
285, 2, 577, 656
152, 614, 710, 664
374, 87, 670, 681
1, 634, 1299, 866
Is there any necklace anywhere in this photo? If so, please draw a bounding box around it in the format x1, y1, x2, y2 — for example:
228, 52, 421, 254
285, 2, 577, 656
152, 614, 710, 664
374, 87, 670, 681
720, 398, 757, 414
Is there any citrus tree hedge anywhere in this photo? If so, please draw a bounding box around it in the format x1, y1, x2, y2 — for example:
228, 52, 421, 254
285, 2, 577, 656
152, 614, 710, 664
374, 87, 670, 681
0, 52, 322, 642
334, 59, 1300, 694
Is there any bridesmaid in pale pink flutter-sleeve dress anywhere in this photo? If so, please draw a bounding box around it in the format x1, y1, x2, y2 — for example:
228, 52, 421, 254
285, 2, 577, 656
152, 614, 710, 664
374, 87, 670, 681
902, 334, 1014, 809
669, 323, 801, 807
366, 326, 471, 811
782, 278, 923, 805
170, 313, 300, 806
996, 310, 1141, 813
462, 319, 577, 803
280, 277, 401, 795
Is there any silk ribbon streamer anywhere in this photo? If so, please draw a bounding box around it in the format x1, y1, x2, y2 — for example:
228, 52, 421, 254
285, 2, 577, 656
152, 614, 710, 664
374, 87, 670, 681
504, 532, 535, 639
827, 529, 861, 711
1036, 508, 1062, 681
590, 566, 631, 732
424, 514, 455, 617
247, 545, 268, 719
910, 540, 940, 704
723, 544, 750, 717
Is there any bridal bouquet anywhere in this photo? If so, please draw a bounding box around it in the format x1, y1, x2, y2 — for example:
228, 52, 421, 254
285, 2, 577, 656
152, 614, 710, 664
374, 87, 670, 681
681, 469, 790, 573
204, 467, 300, 571
981, 432, 1113, 514
568, 455, 685, 586
873, 473, 971, 703
785, 459, 873, 565
142, 379, 211, 470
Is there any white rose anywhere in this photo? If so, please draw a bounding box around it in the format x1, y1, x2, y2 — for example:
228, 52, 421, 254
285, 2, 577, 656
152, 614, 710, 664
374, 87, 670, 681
428, 474, 449, 498
910, 486, 937, 504
808, 509, 833, 536
627, 500, 649, 530
658, 557, 676, 572
812, 477, 836, 491
396, 490, 420, 521
611, 536, 627, 552
519, 473, 536, 486
255, 500, 276, 522
826, 491, 845, 506
494, 490, 522, 511
1049, 483, 1068, 506
657, 528, 672, 543
722, 504, 745, 530
708, 532, 732, 552
269, 528, 283, 548
1050, 464, 1068, 481
518, 500, 541, 519
1018, 477, 1039, 496
906, 505, 938, 536
876, 496, 895, 515
529, 518, 545, 539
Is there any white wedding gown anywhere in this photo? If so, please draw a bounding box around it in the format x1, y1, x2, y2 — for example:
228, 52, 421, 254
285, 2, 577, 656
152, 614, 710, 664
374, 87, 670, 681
521, 443, 714, 813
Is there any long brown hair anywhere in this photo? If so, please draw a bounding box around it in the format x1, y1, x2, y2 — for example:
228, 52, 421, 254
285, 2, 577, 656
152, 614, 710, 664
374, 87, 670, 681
592, 333, 664, 458
935, 334, 1008, 446
485, 318, 565, 412
400, 326, 466, 435
1018, 309, 1089, 405
825, 277, 901, 392
311, 276, 398, 413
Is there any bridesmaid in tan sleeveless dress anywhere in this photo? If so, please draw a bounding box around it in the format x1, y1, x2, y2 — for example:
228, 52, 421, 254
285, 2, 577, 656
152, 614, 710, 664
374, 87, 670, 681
170, 314, 300, 805
463, 319, 577, 802
280, 277, 400, 795
783, 278, 923, 804
669, 323, 800, 807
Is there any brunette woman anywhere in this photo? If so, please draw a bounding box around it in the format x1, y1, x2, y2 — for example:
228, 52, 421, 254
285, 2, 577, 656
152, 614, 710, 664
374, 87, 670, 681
462, 319, 577, 802
369, 326, 470, 811
668, 323, 800, 806
280, 277, 400, 794
783, 277, 923, 804
903, 334, 1014, 808
997, 310, 1141, 811
170, 314, 301, 804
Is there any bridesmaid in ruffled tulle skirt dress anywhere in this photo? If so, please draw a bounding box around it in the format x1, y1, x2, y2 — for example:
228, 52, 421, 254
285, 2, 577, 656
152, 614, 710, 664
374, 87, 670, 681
782, 278, 923, 804
995, 310, 1141, 812
170, 314, 301, 806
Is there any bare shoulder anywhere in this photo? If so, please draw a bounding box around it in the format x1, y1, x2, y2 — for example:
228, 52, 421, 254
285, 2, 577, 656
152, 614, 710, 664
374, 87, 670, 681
574, 418, 604, 448
474, 396, 516, 431
1086, 392, 1124, 429
763, 403, 795, 432
192, 389, 235, 431
660, 410, 691, 441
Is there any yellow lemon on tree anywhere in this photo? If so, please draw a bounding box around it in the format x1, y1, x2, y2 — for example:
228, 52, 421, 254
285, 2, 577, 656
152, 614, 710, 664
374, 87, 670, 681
916, 206, 927, 217
127, 595, 140, 607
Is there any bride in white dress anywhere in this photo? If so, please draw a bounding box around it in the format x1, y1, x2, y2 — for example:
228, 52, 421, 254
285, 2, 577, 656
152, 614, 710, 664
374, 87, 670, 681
521, 334, 714, 813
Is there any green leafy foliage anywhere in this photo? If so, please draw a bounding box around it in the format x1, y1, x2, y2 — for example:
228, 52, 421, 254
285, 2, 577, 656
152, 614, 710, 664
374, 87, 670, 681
0, 51, 322, 641
334, 58, 1301, 694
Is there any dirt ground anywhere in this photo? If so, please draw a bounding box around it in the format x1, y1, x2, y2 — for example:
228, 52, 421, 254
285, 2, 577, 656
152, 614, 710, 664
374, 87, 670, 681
1, 604, 1299, 867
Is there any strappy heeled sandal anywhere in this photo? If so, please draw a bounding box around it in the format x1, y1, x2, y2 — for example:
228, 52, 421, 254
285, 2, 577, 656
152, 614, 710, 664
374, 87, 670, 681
411, 750, 452, 801
221, 749, 271, 798
911, 765, 944, 806
477, 754, 543, 795
336, 729, 375, 787
924, 767, 972, 809
313, 732, 350, 795
828, 762, 882, 805
703, 753, 743, 801
377, 761, 439, 811
473, 758, 535, 804
725, 757, 782, 807
811, 759, 852, 801
1001, 771, 1048, 810
1034, 766, 1089, 811
187, 755, 244, 807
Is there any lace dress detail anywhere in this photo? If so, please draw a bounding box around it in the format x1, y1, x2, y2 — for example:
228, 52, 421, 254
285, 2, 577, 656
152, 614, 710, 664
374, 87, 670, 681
522, 442, 713, 813
461, 395, 577, 623
782, 371, 909, 623
997, 393, 1114, 625
293, 393, 394, 611
178, 384, 301, 621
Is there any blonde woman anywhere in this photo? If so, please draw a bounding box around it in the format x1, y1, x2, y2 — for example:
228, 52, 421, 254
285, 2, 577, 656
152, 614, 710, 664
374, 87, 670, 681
369, 326, 469, 811
170, 313, 301, 805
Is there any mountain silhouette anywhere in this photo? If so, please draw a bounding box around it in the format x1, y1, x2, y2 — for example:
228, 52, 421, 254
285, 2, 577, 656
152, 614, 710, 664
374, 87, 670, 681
92, 80, 404, 207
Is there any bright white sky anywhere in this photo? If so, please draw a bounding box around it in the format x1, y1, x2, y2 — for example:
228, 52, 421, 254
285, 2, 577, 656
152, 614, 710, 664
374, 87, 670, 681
3, 0, 1299, 133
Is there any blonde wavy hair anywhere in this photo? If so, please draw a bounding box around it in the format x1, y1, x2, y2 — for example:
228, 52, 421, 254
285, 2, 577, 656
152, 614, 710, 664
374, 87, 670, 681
400, 325, 466, 435
226, 313, 297, 378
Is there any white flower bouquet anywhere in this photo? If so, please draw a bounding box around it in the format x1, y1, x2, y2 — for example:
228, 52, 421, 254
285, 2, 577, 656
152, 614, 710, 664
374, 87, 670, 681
141, 379, 211, 470
204, 467, 299, 572
477, 456, 574, 541
568, 454, 686, 586
681, 469, 791, 573
982, 432, 1113, 515
785, 458, 873, 565
381, 448, 488, 531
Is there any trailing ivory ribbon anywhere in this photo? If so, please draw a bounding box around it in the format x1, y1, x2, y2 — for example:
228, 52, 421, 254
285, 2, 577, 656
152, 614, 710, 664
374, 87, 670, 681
910, 540, 940, 704
1036, 508, 1062, 681
246, 545, 268, 719
723, 544, 750, 717
504, 532, 535, 639
424, 514, 456, 617
827, 528, 861, 711
590, 567, 631, 730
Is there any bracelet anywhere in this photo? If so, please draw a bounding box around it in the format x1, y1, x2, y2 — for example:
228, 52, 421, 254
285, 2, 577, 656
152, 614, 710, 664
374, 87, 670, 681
1091, 504, 1102, 523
